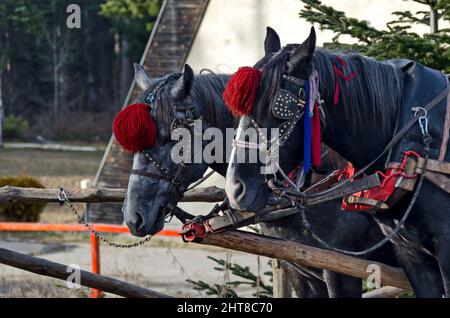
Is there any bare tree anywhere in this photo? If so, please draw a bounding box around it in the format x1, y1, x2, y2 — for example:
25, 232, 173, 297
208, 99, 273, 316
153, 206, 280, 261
0, 69, 3, 147
40, 23, 70, 128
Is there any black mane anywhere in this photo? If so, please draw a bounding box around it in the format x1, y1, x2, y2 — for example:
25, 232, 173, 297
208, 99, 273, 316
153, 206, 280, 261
137, 71, 229, 136
254, 46, 404, 132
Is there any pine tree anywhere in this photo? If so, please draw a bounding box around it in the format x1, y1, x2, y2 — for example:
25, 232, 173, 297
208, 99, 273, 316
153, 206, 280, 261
187, 256, 273, 298
299, 0, 450, 72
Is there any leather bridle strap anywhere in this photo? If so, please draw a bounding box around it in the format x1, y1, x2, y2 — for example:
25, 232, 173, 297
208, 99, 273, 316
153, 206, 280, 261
130, 169, 173, 181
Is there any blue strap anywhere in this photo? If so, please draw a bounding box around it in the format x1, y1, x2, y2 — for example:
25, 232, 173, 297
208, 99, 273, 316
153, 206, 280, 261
303, 80, 312, 173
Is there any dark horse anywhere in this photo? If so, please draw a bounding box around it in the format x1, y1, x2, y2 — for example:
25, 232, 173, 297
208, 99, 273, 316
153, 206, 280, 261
118, 28, 397, 298
226, 27, 450, 297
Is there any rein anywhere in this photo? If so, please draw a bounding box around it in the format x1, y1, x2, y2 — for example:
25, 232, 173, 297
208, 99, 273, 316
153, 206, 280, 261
300, 137, 431, 256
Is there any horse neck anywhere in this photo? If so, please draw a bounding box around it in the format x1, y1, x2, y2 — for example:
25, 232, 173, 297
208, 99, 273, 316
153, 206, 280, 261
317, 57, 402, 170
192, 74, 233, 177
321, 117, 379, 171
321, 99, 398, 170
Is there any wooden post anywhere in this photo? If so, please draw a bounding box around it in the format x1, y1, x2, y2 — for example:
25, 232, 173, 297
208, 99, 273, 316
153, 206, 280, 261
0, 186, 412, 291
272, 259, 292, 298
90, 233, 102, 298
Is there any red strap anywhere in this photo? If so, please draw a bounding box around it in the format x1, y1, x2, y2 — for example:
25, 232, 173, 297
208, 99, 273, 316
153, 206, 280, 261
333, 57, 356, 105
312, 103, 322, 166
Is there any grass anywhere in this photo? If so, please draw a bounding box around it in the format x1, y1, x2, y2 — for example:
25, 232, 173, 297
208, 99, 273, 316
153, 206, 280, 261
0, 148, 103, 178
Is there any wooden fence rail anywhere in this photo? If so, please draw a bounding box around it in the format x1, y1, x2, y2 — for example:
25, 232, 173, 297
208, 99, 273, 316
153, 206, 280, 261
0, 247, 170, 298
0, 186, 225, 204
200, 231, 412, 291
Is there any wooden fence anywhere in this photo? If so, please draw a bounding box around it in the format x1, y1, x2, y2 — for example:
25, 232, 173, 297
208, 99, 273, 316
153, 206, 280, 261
0, 186, 411, 297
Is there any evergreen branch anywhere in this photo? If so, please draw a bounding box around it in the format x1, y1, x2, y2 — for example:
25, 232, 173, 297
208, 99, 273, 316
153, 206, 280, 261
299, 0, 384, 44
299, 0, 450, 72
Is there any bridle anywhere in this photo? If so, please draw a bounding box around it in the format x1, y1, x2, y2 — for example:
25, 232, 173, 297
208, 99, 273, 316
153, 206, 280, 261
130, 151, 185, 193
129, 75, 213, 222
232, 69, 324, 193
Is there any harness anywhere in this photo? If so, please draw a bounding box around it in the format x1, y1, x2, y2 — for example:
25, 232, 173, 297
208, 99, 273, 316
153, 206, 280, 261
261, 70, 450, 207
180, 68, 450, 255
126, 66, 450, 255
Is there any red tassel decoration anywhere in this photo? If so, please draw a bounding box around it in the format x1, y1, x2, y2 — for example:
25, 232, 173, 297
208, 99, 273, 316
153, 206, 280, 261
223, 66, 261, 116
112, 103, 157, 152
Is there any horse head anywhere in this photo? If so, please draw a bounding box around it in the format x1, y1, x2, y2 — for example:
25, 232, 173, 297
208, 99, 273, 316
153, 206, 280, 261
226, 27, 317, 211
116, 64, 228, 236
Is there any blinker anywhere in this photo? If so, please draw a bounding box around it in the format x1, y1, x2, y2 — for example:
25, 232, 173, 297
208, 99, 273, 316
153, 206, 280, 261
271, 89, 303, 120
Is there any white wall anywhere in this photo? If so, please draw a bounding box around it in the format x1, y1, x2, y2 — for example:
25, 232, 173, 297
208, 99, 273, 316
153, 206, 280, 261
186, 0, 428, 73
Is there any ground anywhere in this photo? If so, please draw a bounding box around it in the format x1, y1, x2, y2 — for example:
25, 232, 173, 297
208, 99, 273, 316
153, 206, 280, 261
0, 238, 270, 298
0, 148, 271, 298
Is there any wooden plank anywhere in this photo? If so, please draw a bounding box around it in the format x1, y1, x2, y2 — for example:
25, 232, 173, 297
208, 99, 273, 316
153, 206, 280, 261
0, 247, 170, 298
3, 143, 102, 152
89, 0, 210, 224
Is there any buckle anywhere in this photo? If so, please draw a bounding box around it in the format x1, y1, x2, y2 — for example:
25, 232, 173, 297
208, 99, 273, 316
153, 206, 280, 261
179, 221, 208, 243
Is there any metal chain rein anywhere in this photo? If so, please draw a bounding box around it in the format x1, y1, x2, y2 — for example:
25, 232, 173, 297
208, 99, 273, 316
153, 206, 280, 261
58, 188, 152, 248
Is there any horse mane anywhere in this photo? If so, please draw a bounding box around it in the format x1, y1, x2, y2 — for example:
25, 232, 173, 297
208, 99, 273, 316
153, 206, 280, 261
136, 71, 230, 136
254, 46, 404, 133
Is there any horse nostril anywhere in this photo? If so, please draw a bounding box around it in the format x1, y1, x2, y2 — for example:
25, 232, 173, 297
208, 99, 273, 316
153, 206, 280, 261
234, 179, 246, 199
134, 212, 145, 231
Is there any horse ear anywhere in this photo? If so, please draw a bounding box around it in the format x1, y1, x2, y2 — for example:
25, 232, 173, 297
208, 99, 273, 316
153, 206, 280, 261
288, 27, 316, 77
134, 63, 152, 91
171, 64, 194, 100
264, 26, 281, 55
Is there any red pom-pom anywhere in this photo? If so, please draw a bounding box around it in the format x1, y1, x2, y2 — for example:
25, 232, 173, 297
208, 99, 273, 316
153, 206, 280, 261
223, 66, 261, 116
112, 103, 157, 152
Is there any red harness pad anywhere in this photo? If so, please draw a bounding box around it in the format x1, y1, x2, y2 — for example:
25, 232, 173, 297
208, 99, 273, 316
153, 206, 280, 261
341, 151, 419, 212
341, 167, 399, 211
